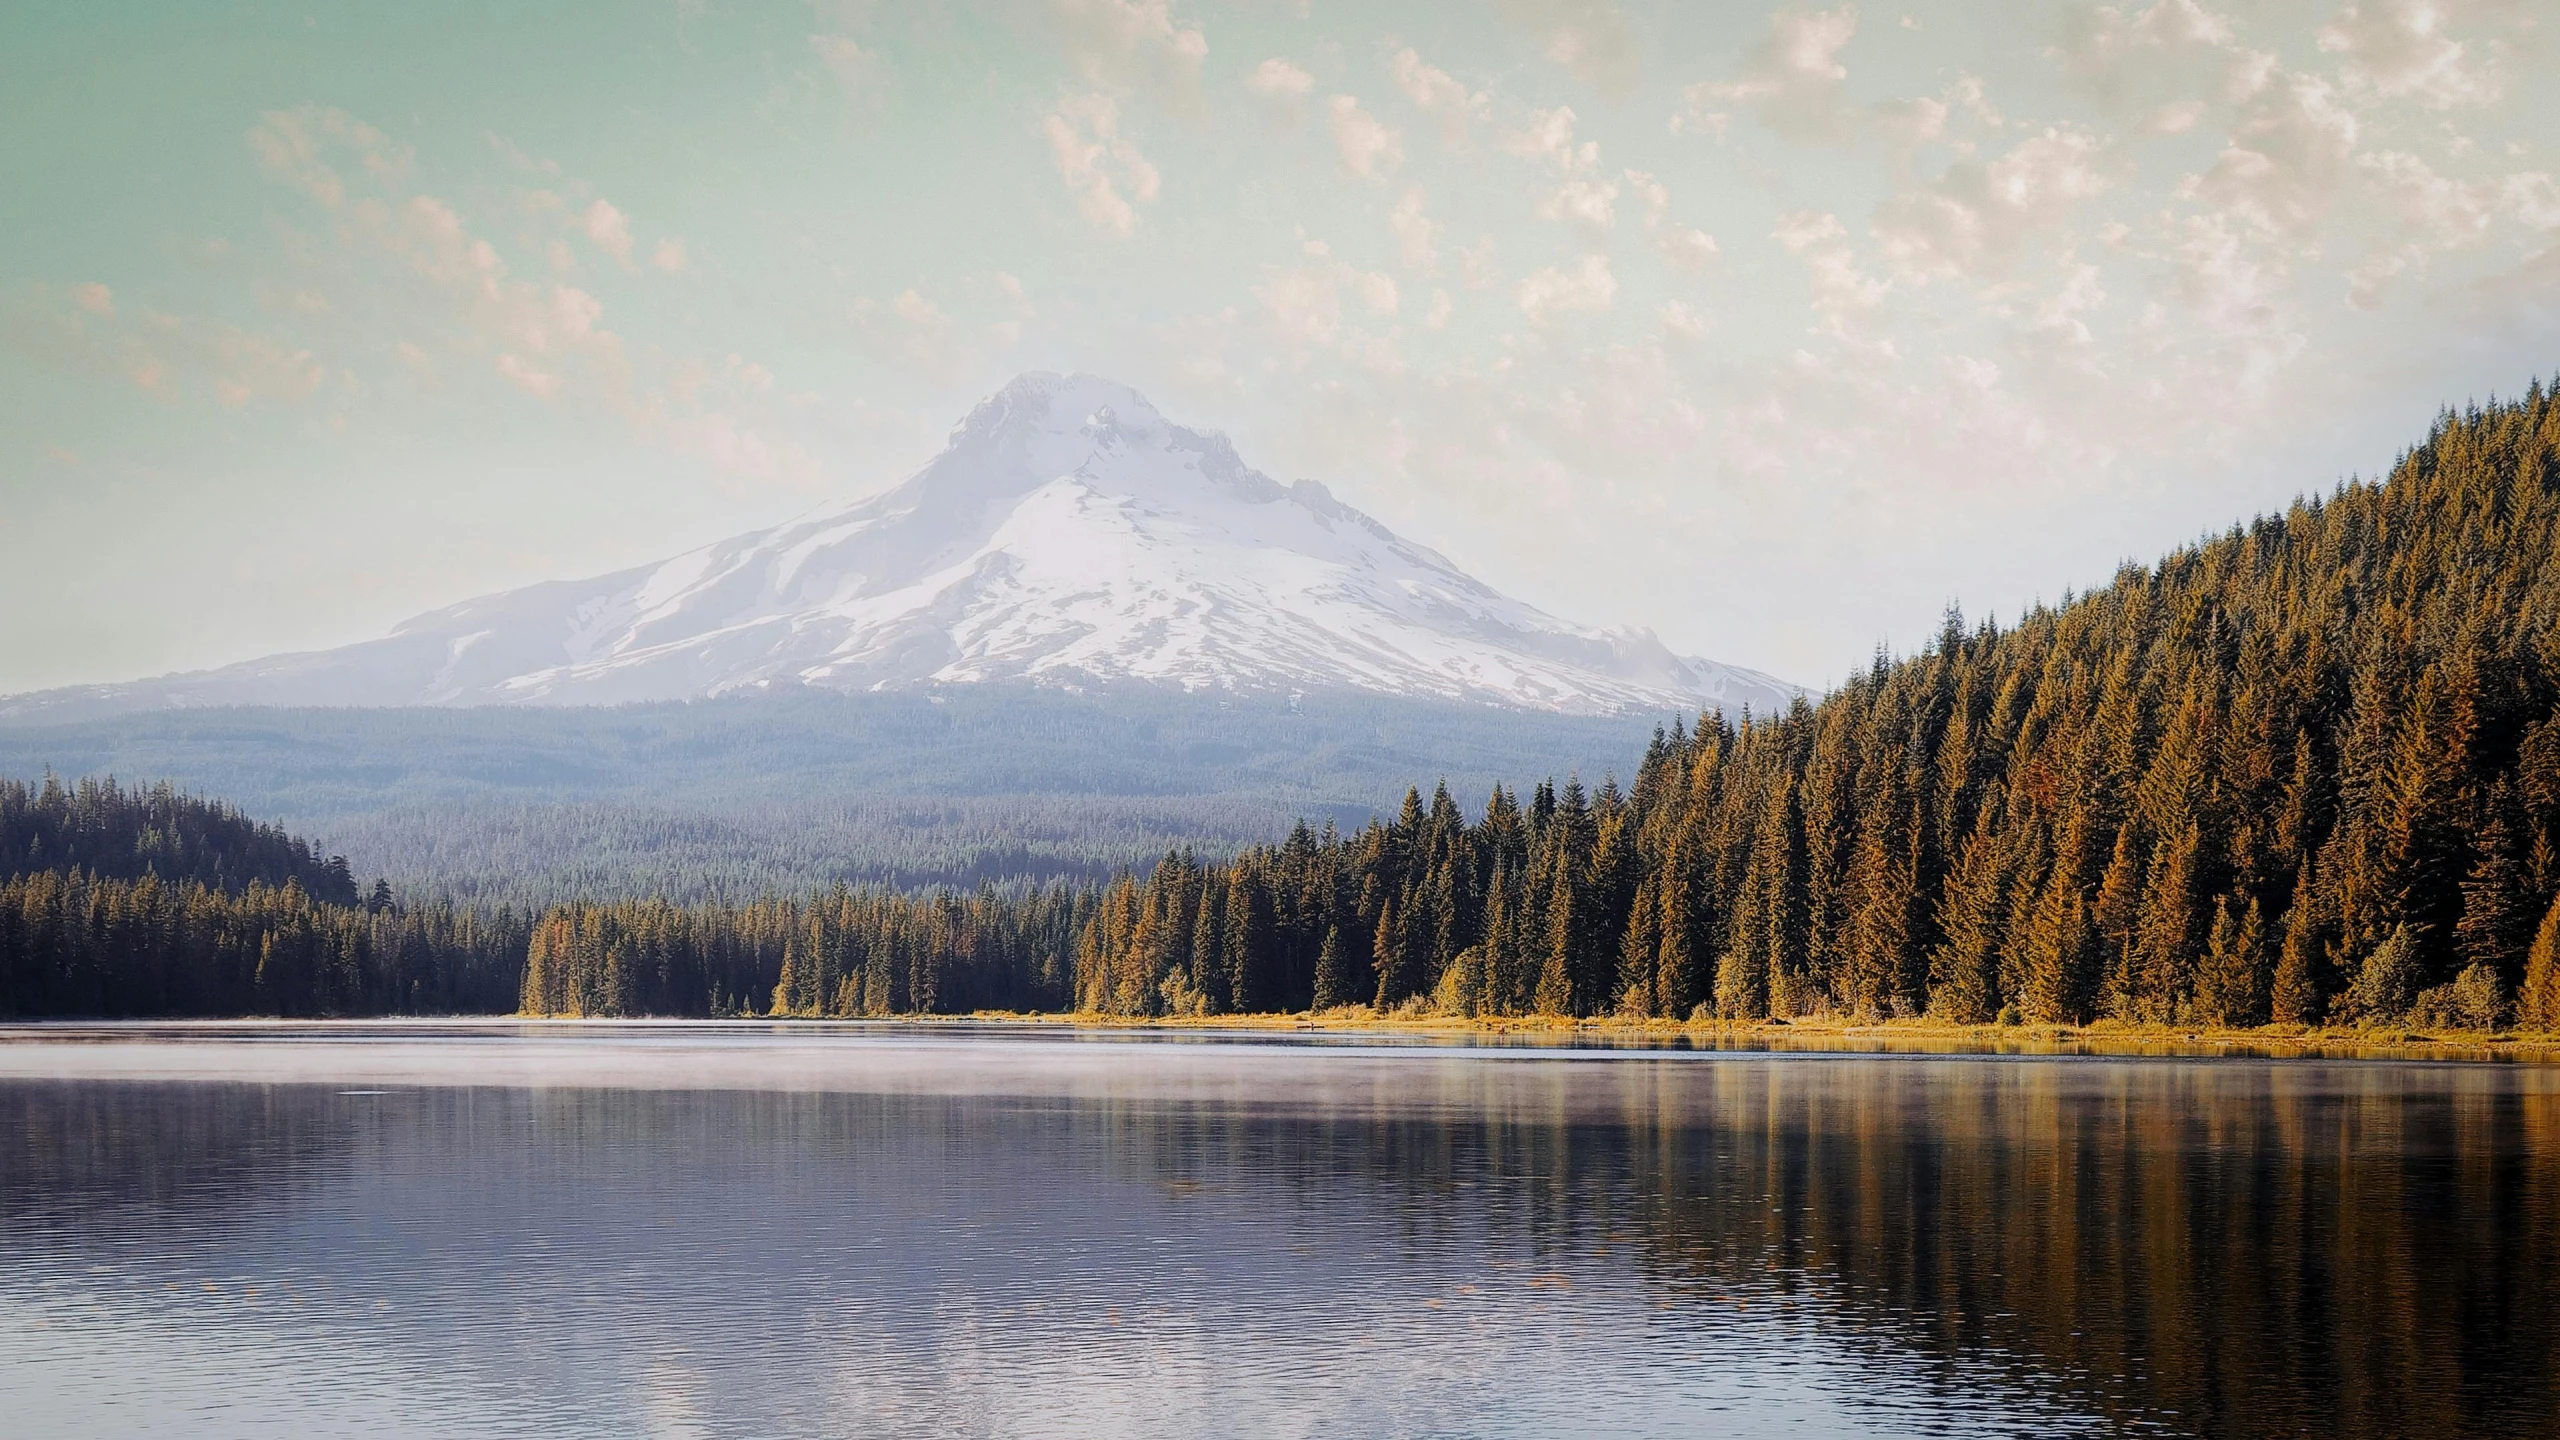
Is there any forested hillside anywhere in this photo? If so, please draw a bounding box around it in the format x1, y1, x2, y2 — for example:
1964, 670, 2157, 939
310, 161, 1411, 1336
2, 775, 358, 903
0, 777, 522, 1017
11, 392, 2560, 1029
522, 389, 2560, 1028
0, 688, 1657, 903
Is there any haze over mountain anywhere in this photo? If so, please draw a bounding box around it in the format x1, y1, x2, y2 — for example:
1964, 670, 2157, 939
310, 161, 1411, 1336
3, 374, 1796, 722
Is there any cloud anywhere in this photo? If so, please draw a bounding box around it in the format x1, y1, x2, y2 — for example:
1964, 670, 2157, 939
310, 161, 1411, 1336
2189, 72, 2358, 238
582, 199, 637, 270
1503, 107, 1599, 174
2057, 0, 2244, 123
1684, 6, 1859, 141
202, 328, 329, 407
1660, 299, 1709, 338
1255, 256, 1399, 348
1623, 169, 1669, 223
1874, 95, 1948, 149
495, 352, 562, 397
1516, 254, 1616, 325
1610, 169, 1718, 268
1045, 0, 1210, 111
2157, 210, 2304, 387
852, 287, 973, 379
91, 105, 826, 494
1388, 47, 1488, 142
1658, 226, 1720, 270
1775, 211, 1890, 336
485, 132, 560, 176
247, 105, 412, 209
2006, 259, 2107, 362
2360, 149, 2497, 246
2339, 147, 2529, 305
810, 34, 885, 100
1457, 237, 1500, 291
1244, 57, 1314, 128
1872, 127, 2113, 281
25, 285, 328, 408
1875, 74, 2004, 152
1246, 56, 1314, 99
1539, 177, 1620, 230
377, 194, 502, 292
1326, 94, 1402, 181
2319, 0, 2502, 111
2503, 172, 2560, 233
1505, 0, 1641, 95
357, 191, 628, 384
1389, 189, 1439, 272
1043, 93, 1162, 235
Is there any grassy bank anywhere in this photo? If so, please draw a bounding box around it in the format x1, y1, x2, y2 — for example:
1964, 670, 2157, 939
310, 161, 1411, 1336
951, 1007, 2560, 1061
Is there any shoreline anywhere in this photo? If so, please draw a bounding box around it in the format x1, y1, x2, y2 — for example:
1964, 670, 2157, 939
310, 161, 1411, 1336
959, 1009, 2560, 1061
6, 1010, 2559, 1062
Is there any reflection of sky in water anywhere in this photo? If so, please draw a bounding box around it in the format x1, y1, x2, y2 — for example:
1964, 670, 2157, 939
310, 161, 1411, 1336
3, 1026, 2554, 1438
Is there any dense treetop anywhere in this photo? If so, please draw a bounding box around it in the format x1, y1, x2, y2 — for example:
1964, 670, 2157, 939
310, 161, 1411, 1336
1, 775, 357, 904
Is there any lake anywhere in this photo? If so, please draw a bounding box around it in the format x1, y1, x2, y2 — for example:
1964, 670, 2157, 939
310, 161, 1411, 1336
1, 1023, 2554, 1438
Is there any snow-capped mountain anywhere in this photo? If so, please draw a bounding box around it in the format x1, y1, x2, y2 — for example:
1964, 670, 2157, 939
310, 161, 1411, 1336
4, 373, 1800, 720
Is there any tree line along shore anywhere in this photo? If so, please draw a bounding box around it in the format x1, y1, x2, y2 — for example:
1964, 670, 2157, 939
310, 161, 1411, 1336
6, 390, 2560, 1039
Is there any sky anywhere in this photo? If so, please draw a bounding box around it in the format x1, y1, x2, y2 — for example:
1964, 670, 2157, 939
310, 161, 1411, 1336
4, 0, 2557, 696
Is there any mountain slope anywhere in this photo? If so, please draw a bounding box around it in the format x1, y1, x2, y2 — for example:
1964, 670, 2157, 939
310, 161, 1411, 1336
1, 373, 1795, 721
0, 687, 1667, 901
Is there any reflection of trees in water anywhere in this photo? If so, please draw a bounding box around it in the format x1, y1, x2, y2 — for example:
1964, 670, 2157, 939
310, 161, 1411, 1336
4, 1061, 2555, 1438
1708, 1061, 2560, 1440
0, 1080, 366, 1223
1065, 1059, 2560, 1439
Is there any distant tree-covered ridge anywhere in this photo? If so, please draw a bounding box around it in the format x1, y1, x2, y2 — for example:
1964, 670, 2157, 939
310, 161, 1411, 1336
1, 774, 358, 903
8, 389, 2560, 1028
0, 685, 1662, 902
0, 776, 522, 1017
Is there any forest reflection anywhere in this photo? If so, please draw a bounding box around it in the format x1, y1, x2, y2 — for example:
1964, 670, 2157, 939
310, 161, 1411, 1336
2, 1045, 2554, 1438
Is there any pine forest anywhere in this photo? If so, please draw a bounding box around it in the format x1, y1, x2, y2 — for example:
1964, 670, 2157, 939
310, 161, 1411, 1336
8, 389, 2560, 1032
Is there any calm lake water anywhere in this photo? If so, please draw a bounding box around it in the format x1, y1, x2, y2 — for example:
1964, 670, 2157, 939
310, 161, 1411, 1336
0, 1025, 2554, 1439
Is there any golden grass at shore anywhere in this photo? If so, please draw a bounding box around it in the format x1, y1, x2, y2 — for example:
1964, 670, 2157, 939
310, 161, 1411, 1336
947, 1007, 2560, 1061
10, 1011, 2559, 1062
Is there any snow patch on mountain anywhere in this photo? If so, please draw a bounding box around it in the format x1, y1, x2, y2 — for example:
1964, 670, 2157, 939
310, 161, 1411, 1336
3, 373, 1802, 720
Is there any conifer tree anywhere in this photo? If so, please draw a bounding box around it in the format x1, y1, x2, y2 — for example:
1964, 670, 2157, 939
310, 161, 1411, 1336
1616, 873, 1659, 1017
1653, 841, 1705, 1021
1532, 848, 1576, 1018
1311, 923, 1348, 1011
2021, 854, 2096, 1024
2455, 792, 2531, 981
1927, 829, 2006, 1024
1373, 892, 1421, 1009
2195, 894, 2270, 1027
2272, 860, 2330, 1025
2520, 895, 2560, 1031
1224, 865, 1274, 1013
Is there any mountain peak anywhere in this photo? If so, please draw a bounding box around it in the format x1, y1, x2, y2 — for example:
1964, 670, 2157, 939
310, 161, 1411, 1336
957, 368, 1172, 458
1, 374, 1802, 720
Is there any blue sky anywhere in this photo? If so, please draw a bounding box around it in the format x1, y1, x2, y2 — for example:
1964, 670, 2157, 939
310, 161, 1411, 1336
5, 0, 2556, 693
